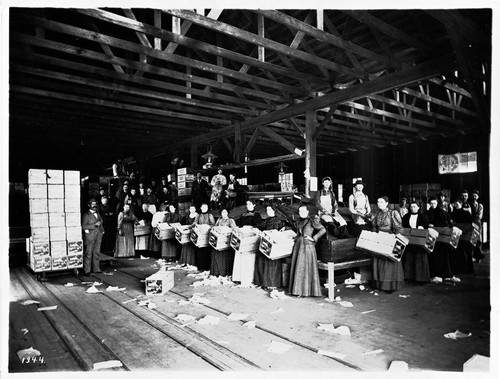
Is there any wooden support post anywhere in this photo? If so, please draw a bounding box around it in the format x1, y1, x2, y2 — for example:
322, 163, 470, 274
191, 144, 198, 169
258, 14, 265, 62
317, 9, 324, 31
172, 16, 181, 34
186, 50, 192, 99
305, 110, 317, 198
154, 10, 162, 49
234, 122, 242, 163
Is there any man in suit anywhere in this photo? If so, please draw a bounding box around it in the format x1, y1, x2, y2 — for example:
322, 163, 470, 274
191, 172, 210, 210
82, 198, 105, 275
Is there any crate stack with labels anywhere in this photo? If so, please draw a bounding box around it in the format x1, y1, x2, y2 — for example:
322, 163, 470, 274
177, 167, 195, 217
27, 169, 83, 274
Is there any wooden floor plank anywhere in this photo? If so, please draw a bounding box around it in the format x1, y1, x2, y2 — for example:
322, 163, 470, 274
11, 267, 127, 372
43, 276, 217, 371
9, 274, 82, 372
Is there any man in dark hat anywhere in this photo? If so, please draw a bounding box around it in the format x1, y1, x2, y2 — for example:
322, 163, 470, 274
81, 198, 104, 275
438, 191, 451, 213
348, 179, 372, 237
191, 172, 210, 210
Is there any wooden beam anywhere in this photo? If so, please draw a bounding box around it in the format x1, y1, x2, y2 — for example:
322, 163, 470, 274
288, 118, 305, 139
221, 137, 234, 155
77, 9, 322, 94
258, 14, 265, 62
254, 10, 390, 67
24, 13, 307, 97
234, 122, 242, 163
139, 55, 456, 159
12, 32, 287, 104
313, 104, 337, 141
163, 9, 365, 79
243, 128, 260, 157
259, 126, 301, 154
342, 10, 428, 52
219, 153, 305, 171
305, 110, 317, 197
153, 10, 162, 49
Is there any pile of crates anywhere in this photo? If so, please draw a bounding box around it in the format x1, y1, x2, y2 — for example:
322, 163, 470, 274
177, 167, 194, 216
27, 169, 83, 274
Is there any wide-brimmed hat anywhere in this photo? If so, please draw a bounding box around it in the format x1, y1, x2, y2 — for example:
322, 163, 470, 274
322, 176, 332, 183
353, 179, 365, 187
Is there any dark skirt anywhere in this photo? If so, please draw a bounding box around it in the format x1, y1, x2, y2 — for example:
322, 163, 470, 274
114, 222, 135, 258
254, 253, 283, 288
288, 237, 322, 297
210, 248, 234, 277
149, 230, 161, 253
195, 246, 212, 271
101, 226, 116, 253
372, 257, 404, 291
402, 246, 431, 283
429, 243, 453, 278
179, 243, 196, 266
161, 239, 179, 259
449, 241, 471, 275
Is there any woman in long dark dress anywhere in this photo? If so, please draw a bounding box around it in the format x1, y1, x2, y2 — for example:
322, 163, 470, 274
193, 203, 216, 271
179, 204, 198, 266
371, 196, 404, 293
210, 208, 237, 277
135, 202, 153, 253
254, 206, 286, 289
288, 205, 326, 297
161, 204, 181, 261
114, 203, 139, 258
233, 200, 263, 284
401, 201, 431, 284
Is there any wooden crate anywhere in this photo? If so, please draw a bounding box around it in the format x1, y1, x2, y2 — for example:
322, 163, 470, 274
134, 223, 152, 236
259, 229, 296, 260
316, 238, 359, 263
209, 226, 234, 250
230, 227, 261, 253
190, 224, 212, 247
174, 224, 192, 244
433, 226, 462, 249
455, 223, 480, 246
355, 230, 409, 262
145, 270, 175, 295
154, 223, 176, 240
401, 228, 439, 253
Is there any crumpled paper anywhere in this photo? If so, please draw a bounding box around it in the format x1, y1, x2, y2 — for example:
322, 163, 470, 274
197, 315, 220, 325
317, 324, 351, 336
21, 300, 40, 306
444, 330, 472, 340
344, 273, 367, 285
106, 286, 126, 292
270, 290, 288, 300
267, 340, 293, 354
86, 286, 102, 294
242, 320, 256, 329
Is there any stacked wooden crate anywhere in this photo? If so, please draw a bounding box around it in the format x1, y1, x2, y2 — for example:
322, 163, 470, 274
259, 229, 296, 260
190, 224, 212, 247
174, 224, 192, 244
455, 223, 480, 246
433, 226, 462, 249
27, 169, 83, 273
230, 226, 261, 254
401, 228, 439, 253
209, 226, 234, 250
177, 167, 194, 216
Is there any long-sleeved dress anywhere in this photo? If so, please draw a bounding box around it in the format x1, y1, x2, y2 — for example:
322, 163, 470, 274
179, 213, 197, 266
289, 216, 326, 297
371, 209, 404, 291
114, 211, 138, 258
233, 211, 263, 285
193, 212, 216, 270
254, 216, 286, 288
135, 209, 153, 251
99, 204, 116, 253
210, 217, 237, 277
401, 213, 431, 283
426, 207, 453, 278
161, 212, 181, 259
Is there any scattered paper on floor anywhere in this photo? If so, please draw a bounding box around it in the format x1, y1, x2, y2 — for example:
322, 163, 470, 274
359, 285, 365, 290
197, 315, 220, 325
93, 360, 123, 370
103, 272, 113, 276
344, 273, 367, 285
227, 313, 249, 321
147, 302, 157, 309
37, 305, 58, 311
106, 286, 126, 292
267, 340, 293, 354
168, 263, 198, 271
243, 321, 256, 329
463, 354, 490, 372
86, 286, 101, 294
317, 324, 350, 336
270, 307, 284, 314
323, 282, 336, 288
399, 294, 410, 298
21, 300, 40, 306
92, 282, 103, 286
444, 330, 472, 340
337, 301, 353, 307
362, 349, 384, 355
64, 283, 76, 287
345, 285, 355, 288
362, 310, 376, 314
270, 290, 288, 300
17, 347, 41, 360
122, 297, 139, 304
175, 314, 197, 323
388, 360, 409, 371
21, 328, 29, 335
318, 349, 346, 360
